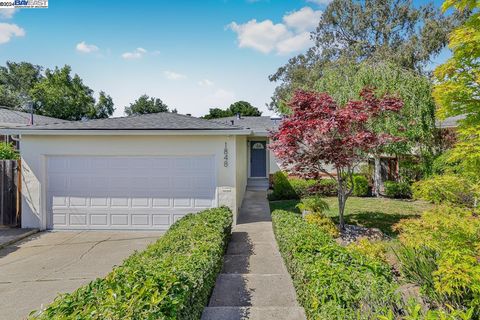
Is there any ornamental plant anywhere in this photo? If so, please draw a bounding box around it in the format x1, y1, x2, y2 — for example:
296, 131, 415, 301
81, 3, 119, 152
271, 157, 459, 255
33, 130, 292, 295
270, 88, 403, 229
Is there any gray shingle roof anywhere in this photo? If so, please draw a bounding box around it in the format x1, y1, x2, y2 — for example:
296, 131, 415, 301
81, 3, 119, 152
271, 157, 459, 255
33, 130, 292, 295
211, 116, 282, 132
0, 108, 68, 128
14, 112, 244, 131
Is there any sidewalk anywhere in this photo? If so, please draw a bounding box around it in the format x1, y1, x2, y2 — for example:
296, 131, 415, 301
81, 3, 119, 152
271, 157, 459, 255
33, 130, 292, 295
202, 190, 306, 320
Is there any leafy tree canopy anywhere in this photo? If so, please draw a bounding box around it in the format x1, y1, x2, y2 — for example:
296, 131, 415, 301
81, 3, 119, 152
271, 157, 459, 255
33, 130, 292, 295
434, 0, 479, 125
30, 65, 115, 121
432, 0, 480, 184
88, 91, 115, 120
270, 88, 404, 228
124, 94, 170, 116
202, 101, 262, 119
313, 61, 437, 164
0, 62, 115, 121
0, 61, 43, 110
269, 0, 463, 114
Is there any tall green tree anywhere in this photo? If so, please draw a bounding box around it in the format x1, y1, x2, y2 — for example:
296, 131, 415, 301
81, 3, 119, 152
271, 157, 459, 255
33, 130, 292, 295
88, 91, 115, 119
0, 61, 43, 109
30, 66, 99, 121
202, 101, 262, 119
434, 0, 479, 125
124, 95, 170, 116
313, 61, 437, 193
432, 0, 480, 184
269, 0, 463, 114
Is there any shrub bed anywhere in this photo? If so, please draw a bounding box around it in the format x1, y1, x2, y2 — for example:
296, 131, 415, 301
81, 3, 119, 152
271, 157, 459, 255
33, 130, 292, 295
384, 181, 412, 199
412, 174, 477, 206
271, 209, 399, 319
30, 207, 233, 320
394, 206, 480, 314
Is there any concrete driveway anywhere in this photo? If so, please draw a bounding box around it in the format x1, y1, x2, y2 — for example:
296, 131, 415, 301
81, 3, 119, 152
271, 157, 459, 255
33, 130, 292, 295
0, 230, 163, 320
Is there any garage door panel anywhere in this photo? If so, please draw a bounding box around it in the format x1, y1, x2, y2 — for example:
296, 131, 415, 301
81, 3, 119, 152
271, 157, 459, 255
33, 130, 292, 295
152, 198, 171, 208
47, 156, 216, 230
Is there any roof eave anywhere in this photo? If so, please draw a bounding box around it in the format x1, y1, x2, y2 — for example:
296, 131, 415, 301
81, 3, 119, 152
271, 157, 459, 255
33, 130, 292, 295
2, 128, 252, 136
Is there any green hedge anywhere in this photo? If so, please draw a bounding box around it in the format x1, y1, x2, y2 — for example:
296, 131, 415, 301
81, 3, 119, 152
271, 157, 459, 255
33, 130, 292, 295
352, 175, 369, 197
269, 171, 339, 200
384, 181, 412, 199
30, 207, 233, 320
271, 209, 398, 319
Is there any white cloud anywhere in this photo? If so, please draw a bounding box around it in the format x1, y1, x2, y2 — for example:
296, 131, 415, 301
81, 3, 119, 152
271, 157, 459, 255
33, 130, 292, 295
76, 41, 99, 53
283, 7, 322, 32
198, 79, 214, 87
307, 0, 333, 5
122, 47, 147, 60
164, 70, 186, 80
228, 20, 289, 54
0, 23, 24, 44
228, 7, 321, 55
0, 8, 17, 19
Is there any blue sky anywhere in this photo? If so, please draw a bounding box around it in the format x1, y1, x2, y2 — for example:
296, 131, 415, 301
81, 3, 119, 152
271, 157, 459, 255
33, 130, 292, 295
0, 0, 449, 117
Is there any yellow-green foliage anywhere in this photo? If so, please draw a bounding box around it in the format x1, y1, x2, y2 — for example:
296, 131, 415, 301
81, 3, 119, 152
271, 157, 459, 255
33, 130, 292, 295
304, 212, 339, 238
412, 175, 477, 207
394, 206, 480, 312
347, 238, 388, 264
0, 143, 19, 160
434, 0, 480, 124
296, 196, 329, 214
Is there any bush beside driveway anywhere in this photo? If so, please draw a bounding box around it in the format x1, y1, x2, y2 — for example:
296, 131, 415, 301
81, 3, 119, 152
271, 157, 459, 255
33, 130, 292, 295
30, 207, 232, 320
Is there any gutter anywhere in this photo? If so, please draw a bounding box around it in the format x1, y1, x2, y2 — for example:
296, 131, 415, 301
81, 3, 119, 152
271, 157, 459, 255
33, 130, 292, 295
0, 129, 253, 136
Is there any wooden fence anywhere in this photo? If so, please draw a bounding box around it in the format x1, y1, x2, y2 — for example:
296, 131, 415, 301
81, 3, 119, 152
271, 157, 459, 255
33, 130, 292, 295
0, 160, 21, 227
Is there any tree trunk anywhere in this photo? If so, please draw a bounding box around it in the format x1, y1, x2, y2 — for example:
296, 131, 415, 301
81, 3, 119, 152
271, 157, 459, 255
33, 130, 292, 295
373, 156, 382, 197
338, 192, 346, 230
337, 171, 346, 230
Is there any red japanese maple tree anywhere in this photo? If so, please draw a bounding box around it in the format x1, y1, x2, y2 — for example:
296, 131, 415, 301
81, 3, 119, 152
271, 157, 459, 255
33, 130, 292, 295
270, 88, 403, 229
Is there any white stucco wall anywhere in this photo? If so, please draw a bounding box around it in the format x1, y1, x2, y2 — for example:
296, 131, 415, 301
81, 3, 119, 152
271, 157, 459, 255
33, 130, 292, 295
20, 134, 244, 230
235, 135, 247, 216
268, 150, 281, 174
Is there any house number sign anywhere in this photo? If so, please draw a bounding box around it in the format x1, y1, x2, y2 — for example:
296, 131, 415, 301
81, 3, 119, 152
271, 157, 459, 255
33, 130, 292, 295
224, 142, 229, 167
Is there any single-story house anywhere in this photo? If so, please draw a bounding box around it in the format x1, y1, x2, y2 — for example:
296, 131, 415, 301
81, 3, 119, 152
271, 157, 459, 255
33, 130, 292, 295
2, 113, 282, 231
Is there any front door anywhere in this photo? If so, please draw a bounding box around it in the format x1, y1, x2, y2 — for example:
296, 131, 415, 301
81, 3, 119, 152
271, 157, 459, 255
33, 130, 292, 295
250, 141, 267, 177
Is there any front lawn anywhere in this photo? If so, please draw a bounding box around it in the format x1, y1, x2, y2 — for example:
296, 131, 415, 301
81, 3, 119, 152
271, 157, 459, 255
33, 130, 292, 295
269, 197, 435, 236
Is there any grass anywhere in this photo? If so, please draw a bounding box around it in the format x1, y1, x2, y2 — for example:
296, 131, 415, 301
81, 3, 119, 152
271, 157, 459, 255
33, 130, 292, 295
269, 197, 435, 237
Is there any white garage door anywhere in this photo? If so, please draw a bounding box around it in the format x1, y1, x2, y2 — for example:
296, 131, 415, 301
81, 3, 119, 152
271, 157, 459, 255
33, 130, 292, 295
47, 156, 217, 230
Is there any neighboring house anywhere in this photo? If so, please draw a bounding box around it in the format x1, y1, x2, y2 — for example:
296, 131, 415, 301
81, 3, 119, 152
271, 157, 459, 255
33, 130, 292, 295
2, 113, 283, 231
0, 107, 67, 148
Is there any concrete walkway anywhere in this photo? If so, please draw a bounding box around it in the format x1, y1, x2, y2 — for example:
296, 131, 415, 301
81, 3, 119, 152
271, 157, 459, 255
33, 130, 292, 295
202, 190, 306, 320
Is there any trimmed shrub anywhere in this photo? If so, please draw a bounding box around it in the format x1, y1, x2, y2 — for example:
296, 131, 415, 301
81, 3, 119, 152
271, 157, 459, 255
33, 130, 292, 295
353, 175, 369, 197
394, 206, 480, 313
384, 181, 412, 199
272, 209, 399, 319
304, 213, 339, 237
30, 207, 233, 320
289, 177, 318, 198
315, 178, 338, 196
0, 142, 19, 160
347, 238, 388, 264
269, 171, 297, 200
412, 175, 476, 206
269, 171, 319, 200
